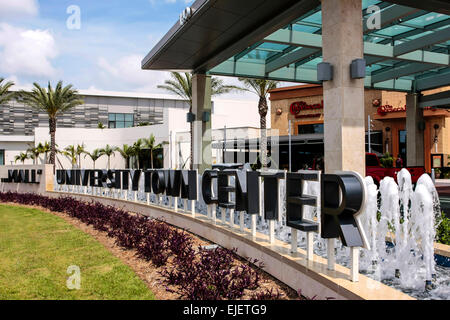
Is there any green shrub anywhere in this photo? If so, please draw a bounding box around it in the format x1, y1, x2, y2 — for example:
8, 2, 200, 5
436, 211, 450, 245
379, 152, 394, 168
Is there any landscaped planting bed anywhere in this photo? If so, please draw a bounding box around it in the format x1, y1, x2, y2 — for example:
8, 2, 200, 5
0, 192, 306, 300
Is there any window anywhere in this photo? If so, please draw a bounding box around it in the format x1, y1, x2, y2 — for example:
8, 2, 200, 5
108, 113, 134, 128
0, 150, 4, 165
298, 124, 324, 134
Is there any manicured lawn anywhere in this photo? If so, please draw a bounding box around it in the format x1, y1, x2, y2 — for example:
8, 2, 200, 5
0, 204, 155, 300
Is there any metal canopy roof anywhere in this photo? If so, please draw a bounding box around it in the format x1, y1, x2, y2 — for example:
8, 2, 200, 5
142, 0, 450, 93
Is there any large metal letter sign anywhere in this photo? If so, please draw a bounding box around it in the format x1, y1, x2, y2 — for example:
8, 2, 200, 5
286, 172, 320, 232
235, 170, 260, 214
321, 172, 369, 249
201, 170, 218, 205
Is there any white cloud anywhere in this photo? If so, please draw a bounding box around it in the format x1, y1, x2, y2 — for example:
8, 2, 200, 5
0, 23, 59, 78
97, 54, 172, 93
0, 0, 39, 19
96, 54, 261, 100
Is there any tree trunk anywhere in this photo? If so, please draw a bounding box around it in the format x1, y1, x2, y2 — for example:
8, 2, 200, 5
150, 150, 154, 169
49, 118, 56, 165
259, 96, 268, 169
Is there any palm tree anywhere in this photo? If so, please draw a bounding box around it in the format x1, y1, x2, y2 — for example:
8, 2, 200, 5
0, 78, 15, 105
115, 144, 135, 169
36, 142, 51, 164
100, 144, 116, 169
26, 146, 41, 165
157, 72, 241, 169
142, 134, 166, 169
14, 152, 29, 164
237, 78, 279, 168
132, 139, 144, 169
76, 143, 87, 168
20, 81, 84, 165
63, 145, 78, 169
85, 149, 103, 169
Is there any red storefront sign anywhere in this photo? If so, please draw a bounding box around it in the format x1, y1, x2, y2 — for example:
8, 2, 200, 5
290, 100, 324, 118
377, 104, 406, 116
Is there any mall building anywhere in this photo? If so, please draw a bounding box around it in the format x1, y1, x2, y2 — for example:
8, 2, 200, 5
0, 88, 261, 169
269, 84, 450, 173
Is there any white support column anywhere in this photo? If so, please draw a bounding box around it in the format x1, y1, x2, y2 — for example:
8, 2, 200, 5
291, 229, 298, 253
134, 190, 138, 202
211, 203, 216, 224
350, 247, 360, 282
206, 204, 211, 220
306, 232, 314, 261
239, 212, 245, 232
251, 214, 257, 237
184, 199, 188, 213
191, 200, 195, 217
269, 220, 275, 244
173, 197, 178, 212
327, 239, 336, 271
146, 193, 150, 205
221, 208, 226, 224
229, 208, 235, 229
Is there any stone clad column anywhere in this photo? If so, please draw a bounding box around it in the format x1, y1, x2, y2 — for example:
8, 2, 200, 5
192, 73, 212, 173
406, 92, 424, 166
322, 0, 366, 176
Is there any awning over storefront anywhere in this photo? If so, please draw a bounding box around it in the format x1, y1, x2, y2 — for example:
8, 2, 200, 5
142, 0, 450, 93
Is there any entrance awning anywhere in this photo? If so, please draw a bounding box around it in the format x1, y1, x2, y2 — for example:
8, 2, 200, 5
142, 0, 450, 93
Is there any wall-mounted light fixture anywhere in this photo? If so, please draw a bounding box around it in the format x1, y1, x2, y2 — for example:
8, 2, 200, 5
434, 124, 440, 153
202, 111, 210, 122
350, 59, 366, 79
186, 112, 196, 123
317, 62, 333, 81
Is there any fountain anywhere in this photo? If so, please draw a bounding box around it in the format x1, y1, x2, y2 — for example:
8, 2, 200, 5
53, 169, 449, 299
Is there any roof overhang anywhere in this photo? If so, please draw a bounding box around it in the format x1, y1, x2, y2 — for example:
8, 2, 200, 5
142, 0, 450, 93
141, 0, 320, 72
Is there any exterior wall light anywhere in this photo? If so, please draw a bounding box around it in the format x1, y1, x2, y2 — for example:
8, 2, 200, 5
350, 59, 366, 79
202, 111, 210, 122
186, 112, 196, 123
434, 124, 440, 153
276, 108, 282, 115
317, 62, 333, 81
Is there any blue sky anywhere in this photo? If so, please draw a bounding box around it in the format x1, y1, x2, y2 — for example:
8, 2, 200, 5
0, 0, 260, 99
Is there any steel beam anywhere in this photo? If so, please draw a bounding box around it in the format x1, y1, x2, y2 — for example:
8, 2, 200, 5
416, 71, 450, 91
393, 27, 450, 57
371, 62, 439, 84
265, 47, 317, 73
265, 29, 449, 66
418, 90, 450, 108
363, 5, 421, 33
